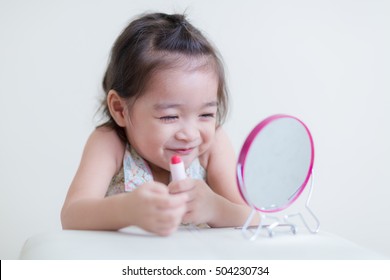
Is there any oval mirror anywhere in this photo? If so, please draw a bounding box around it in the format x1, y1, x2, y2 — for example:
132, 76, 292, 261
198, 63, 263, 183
237, 114, 314, 212
236, 114, 319, 238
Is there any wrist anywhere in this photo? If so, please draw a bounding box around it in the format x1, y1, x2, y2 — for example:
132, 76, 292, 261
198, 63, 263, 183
115, 192, 137, 228
207, 196, 253, 228
206, 193, 228, 227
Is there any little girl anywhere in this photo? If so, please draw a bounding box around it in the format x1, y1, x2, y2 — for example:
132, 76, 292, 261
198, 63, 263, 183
61, 12, 255, 236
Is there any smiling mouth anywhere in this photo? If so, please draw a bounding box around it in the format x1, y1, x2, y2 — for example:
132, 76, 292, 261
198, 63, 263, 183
169, 148, 194, 156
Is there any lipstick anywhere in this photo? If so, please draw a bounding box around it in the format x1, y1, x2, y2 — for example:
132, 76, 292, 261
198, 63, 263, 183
170, 155, 186, 181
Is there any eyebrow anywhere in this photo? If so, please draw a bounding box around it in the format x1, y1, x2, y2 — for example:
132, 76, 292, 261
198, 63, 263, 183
153, 101, 218, 111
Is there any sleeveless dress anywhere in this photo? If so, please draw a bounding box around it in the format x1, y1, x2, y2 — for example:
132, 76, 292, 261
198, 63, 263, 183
106, 145, 206, 197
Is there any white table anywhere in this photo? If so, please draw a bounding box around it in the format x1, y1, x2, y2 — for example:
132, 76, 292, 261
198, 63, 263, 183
19, 226, 387, 260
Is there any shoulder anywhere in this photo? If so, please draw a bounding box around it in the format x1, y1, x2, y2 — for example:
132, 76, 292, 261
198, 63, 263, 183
199, 127, 232, 169
201, 127, 243, 203
83, 126, 126, 174
65, 126, 127, 200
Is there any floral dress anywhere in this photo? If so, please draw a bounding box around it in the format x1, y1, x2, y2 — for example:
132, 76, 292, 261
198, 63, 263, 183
106, 145, 206, 197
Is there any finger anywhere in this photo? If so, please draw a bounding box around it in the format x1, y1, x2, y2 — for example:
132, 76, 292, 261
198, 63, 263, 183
168, 179, 194, 194
157, 206, 186, 225
182, 210, 194, 224
167, 181, 182, 194
143, 181, 169, 195
155, 207, 187, 235
155, 225, 178, 236
148, 220, 178, 237
155, 192, 189, 210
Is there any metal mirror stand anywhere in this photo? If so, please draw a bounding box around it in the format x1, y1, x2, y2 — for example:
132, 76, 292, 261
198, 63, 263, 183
237, 165, 320, 241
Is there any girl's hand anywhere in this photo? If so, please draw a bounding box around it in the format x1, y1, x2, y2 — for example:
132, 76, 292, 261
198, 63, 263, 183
167, 179, 219, 225
125, 181, 188, 236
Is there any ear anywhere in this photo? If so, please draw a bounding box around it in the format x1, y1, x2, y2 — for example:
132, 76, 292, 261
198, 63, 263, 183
107, 90, 127, 127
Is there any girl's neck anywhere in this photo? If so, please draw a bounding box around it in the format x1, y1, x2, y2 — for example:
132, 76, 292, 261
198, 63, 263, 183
147, 162, 171, 185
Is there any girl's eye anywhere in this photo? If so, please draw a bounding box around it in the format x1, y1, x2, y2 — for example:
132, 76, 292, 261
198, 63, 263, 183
200, 113, 216, 119
159, 115, 178, 123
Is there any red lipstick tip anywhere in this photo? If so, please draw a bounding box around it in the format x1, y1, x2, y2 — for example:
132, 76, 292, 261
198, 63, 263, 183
171, 155, 182, 164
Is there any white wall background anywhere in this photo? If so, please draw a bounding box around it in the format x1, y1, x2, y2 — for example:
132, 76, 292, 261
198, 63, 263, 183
1, 0, 389, 259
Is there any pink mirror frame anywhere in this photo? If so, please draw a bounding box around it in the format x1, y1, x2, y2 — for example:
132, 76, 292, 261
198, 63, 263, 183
236, 114, 315, 213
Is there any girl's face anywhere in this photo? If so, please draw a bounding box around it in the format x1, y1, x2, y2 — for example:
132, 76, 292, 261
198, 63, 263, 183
124, 66, 219, 178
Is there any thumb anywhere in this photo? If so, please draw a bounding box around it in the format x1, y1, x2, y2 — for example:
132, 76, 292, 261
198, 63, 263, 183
168, 178, 195, 194
142, 181, 169, 195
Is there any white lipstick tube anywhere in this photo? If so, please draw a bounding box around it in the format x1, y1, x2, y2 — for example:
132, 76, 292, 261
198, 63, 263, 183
170, 155, 186, 181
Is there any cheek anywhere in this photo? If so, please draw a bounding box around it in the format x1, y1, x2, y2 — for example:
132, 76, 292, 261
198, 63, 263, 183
200, 125, 216, 146
126, 120, 162, 149
140, 124, 174, 147
204, 123, 217, 137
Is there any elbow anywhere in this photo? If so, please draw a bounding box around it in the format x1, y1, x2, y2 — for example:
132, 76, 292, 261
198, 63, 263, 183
60, 204, 73, 230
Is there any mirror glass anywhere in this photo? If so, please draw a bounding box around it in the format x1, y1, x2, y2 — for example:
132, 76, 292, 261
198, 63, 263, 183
237, 115, 314, 213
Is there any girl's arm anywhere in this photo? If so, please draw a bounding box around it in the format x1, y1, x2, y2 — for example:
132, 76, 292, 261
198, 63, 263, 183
204, 128, 254, 227
61, 127, 187, 235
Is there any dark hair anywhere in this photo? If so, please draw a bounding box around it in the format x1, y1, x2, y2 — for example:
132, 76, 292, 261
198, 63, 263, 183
99, 12, 229, 141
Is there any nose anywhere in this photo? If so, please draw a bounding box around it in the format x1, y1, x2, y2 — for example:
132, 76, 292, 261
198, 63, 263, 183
175, 123, 200, 142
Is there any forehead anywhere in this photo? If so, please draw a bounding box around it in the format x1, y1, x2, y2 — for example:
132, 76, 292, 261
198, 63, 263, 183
142, 66, 219, 101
